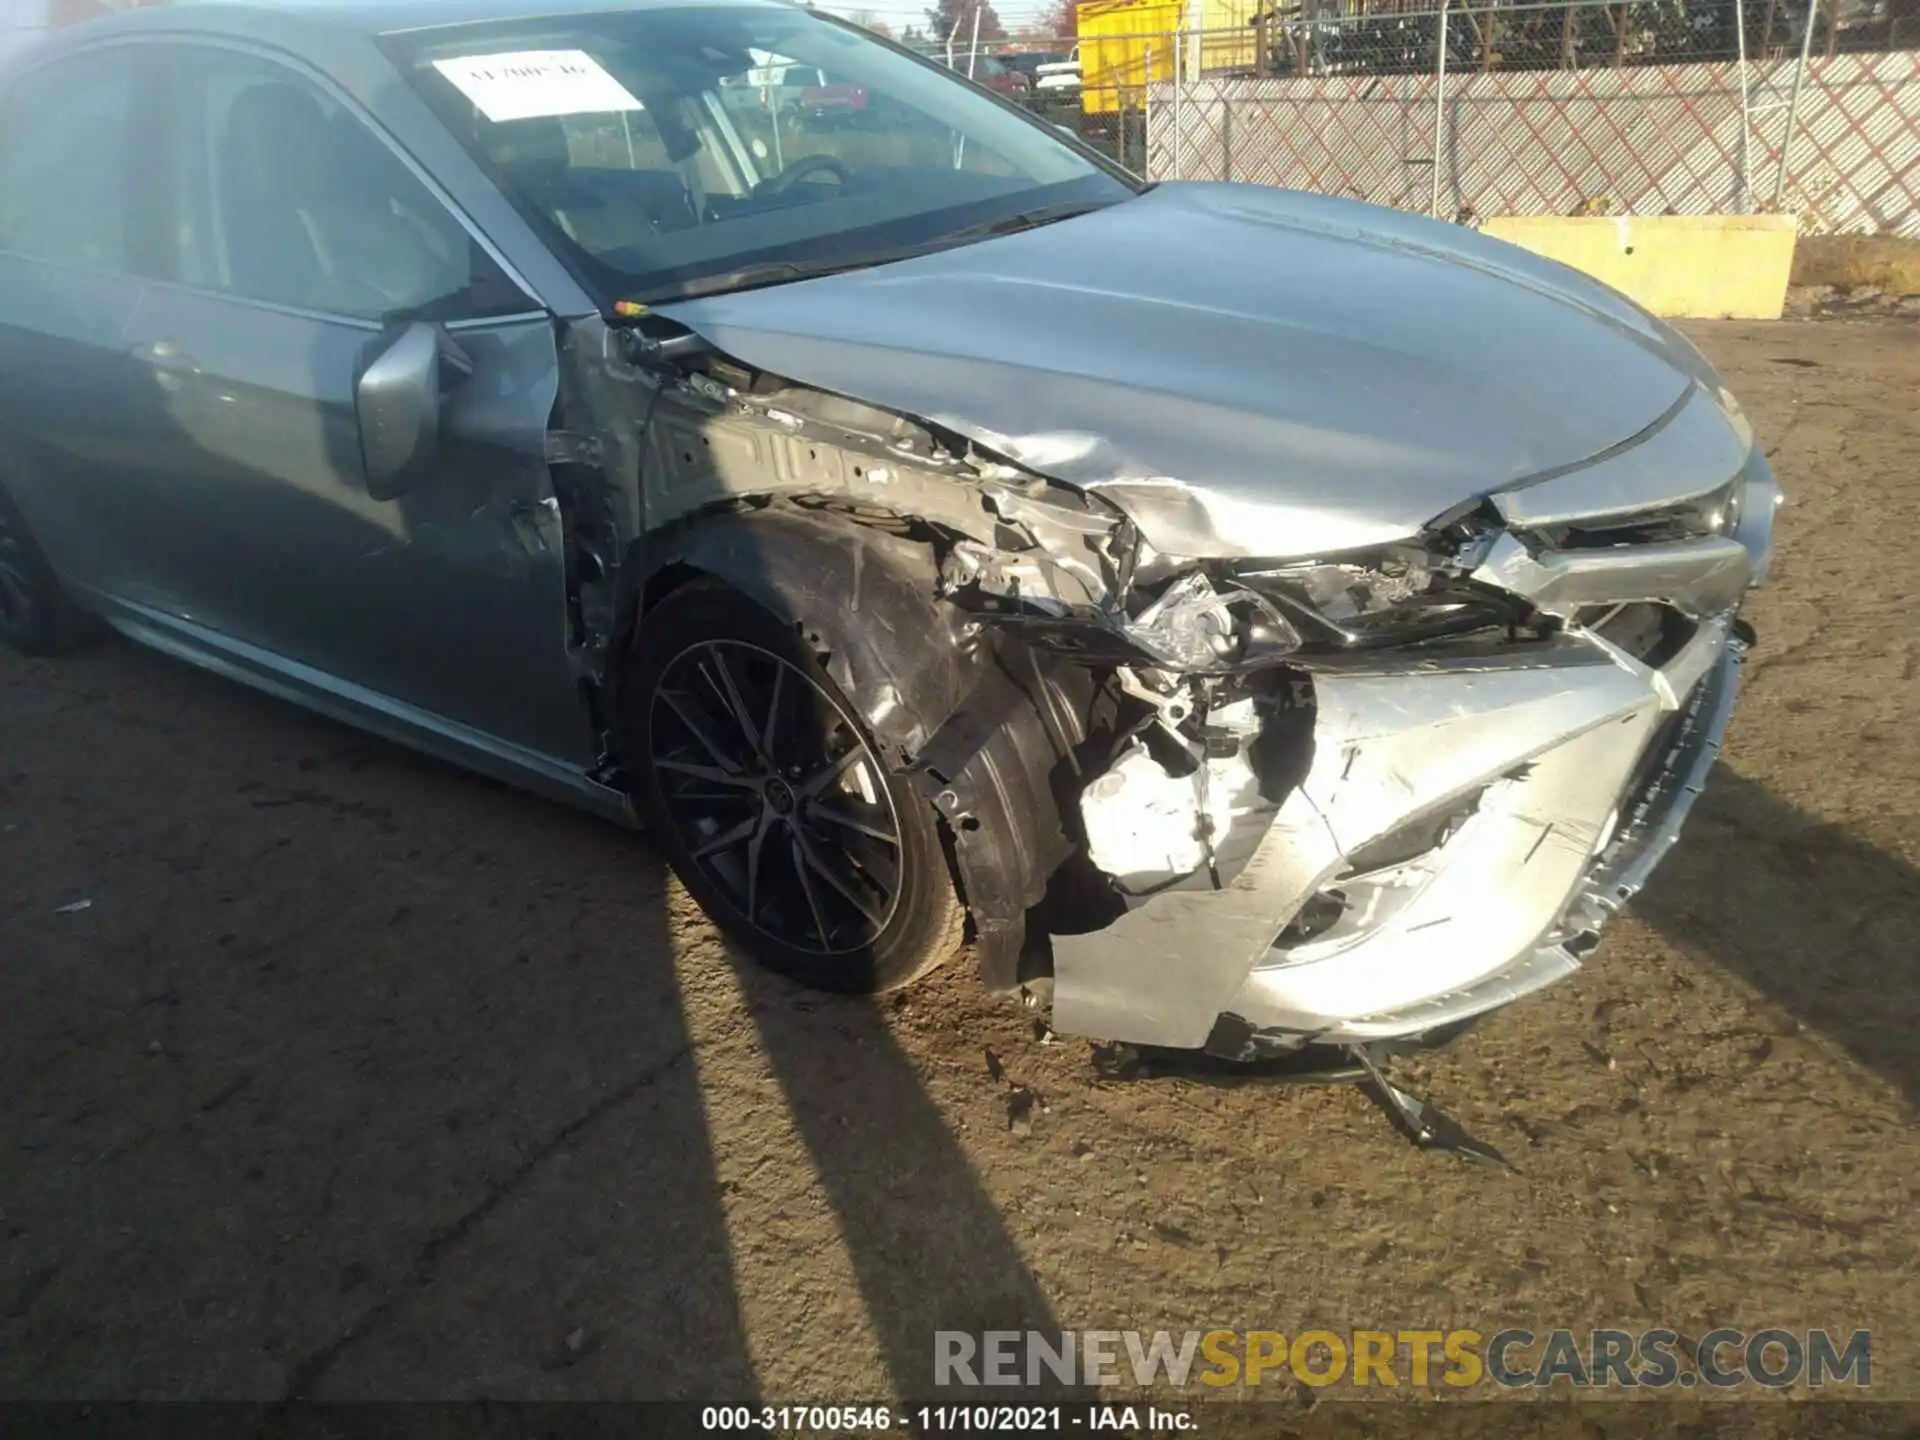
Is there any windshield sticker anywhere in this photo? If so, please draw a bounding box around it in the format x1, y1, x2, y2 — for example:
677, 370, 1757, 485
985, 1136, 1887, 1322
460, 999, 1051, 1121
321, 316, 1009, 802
431, 50, 644, 123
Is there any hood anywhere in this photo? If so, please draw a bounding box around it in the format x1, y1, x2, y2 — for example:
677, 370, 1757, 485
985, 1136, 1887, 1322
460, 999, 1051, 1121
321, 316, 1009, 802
659, 182, 1713, 560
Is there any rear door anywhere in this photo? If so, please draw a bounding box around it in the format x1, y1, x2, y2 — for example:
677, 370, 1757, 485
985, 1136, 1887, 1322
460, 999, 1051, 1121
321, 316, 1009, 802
0, 43, 162, 593
116, 41, 587, 762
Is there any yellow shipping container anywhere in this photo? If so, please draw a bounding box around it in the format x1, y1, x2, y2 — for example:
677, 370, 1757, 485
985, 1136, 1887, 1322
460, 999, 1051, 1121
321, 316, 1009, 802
1196, 0, 1257, 73
1076, 0, 1179, 115
1075, 0, 1257, 113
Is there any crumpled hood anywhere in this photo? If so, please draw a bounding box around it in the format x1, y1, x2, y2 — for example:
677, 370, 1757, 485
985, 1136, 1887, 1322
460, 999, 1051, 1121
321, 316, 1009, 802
659, 181, 1716, 559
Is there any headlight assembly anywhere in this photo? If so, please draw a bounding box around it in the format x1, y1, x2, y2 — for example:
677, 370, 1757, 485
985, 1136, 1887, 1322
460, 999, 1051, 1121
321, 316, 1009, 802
1234, 547, 1527, 649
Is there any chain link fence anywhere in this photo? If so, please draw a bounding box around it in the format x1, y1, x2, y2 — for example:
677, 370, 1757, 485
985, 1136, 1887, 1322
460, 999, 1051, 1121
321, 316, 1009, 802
987, 0, 1920, 233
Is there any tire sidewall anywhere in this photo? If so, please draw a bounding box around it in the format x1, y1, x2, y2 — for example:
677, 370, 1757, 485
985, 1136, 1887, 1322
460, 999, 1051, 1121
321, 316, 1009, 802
623, 580, 961, 994
0, 482, 81, 656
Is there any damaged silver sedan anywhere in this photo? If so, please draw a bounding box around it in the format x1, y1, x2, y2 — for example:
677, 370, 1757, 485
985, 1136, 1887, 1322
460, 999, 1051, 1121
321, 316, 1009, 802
0, 0, 1776, 1075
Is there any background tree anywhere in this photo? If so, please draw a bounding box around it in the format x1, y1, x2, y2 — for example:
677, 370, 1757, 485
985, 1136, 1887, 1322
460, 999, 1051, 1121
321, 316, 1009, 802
925, 0, 1007, 45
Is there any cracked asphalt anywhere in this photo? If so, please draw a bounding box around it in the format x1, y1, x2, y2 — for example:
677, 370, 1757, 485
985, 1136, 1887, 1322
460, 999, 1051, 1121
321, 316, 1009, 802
1, 317, 1916, 1404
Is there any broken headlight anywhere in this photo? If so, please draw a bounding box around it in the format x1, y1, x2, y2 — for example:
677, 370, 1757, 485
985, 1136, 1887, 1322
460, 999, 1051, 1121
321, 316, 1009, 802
1121, 570, 1302, 671
1524, 476, 1744, 552
1235, 545, 1523, 649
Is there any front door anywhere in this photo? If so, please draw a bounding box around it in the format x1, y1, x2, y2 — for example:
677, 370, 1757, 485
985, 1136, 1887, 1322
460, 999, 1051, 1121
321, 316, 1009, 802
118, 42, 587, 763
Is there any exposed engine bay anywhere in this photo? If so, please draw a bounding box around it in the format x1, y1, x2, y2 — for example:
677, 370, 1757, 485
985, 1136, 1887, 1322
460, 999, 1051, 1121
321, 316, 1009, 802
553, 307, 1779, 1096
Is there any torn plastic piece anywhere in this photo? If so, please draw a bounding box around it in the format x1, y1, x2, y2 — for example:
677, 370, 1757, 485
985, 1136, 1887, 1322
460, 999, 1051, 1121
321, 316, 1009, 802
1080, 696, 1273, 895
1349, 1044, 1515, 1171
1082, 745, 1219, 893
1119, 571, 1301, 672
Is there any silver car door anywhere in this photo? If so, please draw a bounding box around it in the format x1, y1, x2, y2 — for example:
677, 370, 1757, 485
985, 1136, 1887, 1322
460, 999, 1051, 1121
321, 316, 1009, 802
116, 41, 587, 764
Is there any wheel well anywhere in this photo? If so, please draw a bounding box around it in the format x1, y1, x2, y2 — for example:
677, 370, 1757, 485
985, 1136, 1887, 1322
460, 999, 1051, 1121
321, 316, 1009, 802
613, 508, 1081, 993
640, 559, 710, 617
599, 560, 730, 779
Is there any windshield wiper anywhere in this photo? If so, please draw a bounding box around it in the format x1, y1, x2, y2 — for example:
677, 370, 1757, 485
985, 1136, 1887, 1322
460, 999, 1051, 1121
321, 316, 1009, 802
635, 199, 1116, 307
639, 256, 898, 305
939, 197, 1113, 242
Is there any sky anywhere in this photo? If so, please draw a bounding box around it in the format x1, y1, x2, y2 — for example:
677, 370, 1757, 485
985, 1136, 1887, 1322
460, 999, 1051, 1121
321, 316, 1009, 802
816, 0, 1065, 36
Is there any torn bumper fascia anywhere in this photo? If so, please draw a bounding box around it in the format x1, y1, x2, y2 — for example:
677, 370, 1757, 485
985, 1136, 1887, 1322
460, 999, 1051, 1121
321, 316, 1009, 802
1052, 612, 1745, 1051
1049, 426, 1779, 1053
1227, 617, 1741, 1044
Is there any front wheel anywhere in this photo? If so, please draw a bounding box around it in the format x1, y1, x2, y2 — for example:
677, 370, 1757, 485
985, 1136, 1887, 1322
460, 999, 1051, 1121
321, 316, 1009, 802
624, 580, 966, 994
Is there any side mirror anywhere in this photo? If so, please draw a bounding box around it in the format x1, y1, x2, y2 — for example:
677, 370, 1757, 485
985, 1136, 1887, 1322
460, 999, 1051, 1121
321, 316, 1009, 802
356, 322, 468, 502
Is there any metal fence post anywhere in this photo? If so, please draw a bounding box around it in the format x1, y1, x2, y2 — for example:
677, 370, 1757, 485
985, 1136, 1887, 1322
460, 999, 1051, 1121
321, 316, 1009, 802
1173, 28, 1184, 180
1431, 0, 1450, 217
1772, 0, 1821, 210
1735, 0, 1754, 209
1144, 51, 1154, 179
1221, 96, 1233, 182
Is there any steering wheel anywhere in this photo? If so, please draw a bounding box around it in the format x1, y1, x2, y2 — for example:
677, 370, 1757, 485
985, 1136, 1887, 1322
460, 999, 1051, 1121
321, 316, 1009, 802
755, 153, 851, 197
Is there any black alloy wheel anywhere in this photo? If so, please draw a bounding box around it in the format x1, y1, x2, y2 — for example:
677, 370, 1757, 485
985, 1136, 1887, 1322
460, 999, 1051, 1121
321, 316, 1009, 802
627, 581, 965, 993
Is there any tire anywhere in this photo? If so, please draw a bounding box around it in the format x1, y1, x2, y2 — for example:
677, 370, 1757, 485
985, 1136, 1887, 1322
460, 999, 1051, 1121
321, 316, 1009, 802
624, 579, 966, 994
0, 483, 85, 657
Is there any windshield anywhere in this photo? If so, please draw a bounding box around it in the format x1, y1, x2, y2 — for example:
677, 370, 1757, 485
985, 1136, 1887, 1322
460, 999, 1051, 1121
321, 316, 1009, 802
387, 6, 1135, 306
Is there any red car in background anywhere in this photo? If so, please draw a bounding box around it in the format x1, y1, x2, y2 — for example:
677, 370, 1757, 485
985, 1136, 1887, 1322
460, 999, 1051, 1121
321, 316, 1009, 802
934, 50, 1032, 101
773, 64, 869, 124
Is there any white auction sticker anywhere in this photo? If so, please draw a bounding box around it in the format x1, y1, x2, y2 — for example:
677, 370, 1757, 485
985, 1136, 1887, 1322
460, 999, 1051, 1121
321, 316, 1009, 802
431, 49, 644, 123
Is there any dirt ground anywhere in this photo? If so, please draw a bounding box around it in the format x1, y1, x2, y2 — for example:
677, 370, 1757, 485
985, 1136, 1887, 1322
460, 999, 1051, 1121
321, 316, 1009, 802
1, 317, 1916, 1411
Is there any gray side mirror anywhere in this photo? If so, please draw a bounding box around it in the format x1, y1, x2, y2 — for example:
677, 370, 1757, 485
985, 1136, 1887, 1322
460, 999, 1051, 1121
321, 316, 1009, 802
357, 322, 468, 501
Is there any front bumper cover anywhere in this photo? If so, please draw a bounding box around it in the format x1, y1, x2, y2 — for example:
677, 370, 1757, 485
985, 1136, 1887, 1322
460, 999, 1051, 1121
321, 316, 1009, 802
1048, 424, 1776, 1054
1050, 616, 1744, 1051
1226, 618, 1744, 1048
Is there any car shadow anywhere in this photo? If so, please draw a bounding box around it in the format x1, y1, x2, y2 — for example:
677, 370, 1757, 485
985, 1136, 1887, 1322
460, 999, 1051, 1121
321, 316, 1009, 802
0, 632, 1062, 1400
720, 949, 1066, 1397
1632, 764, 1920, 1108
0, 270, 1075, 1399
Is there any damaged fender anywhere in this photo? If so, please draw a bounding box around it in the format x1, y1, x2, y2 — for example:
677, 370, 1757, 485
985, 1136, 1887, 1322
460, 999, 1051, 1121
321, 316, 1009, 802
636, 505, 1083, 989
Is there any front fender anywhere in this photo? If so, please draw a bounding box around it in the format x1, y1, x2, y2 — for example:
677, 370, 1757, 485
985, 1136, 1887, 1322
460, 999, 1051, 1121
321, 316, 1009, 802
633, 506, 1083, 991
636, 506, 974, 762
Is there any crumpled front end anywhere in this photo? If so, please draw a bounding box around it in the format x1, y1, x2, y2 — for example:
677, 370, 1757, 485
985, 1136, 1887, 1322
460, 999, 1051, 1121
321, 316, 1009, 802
1030, 385, 1780, 1055
608, 295, 1777, 1058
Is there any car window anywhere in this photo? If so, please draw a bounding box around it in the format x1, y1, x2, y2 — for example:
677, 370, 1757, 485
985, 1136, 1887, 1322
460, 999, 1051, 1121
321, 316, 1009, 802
725, 49, 1021, 187
390, 8, 1133, 306
154, 46, 530, 323
457, 84, 696, 260
0, 46, 136, 272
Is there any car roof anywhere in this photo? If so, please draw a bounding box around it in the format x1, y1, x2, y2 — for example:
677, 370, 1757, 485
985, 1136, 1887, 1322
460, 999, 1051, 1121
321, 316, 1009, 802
51, 0, 787, 45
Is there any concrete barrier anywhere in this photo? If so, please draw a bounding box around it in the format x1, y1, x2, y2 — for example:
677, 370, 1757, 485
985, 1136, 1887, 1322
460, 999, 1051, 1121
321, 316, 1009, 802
1480, 214, 1798, 320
